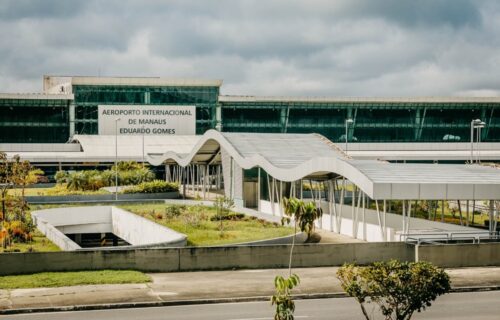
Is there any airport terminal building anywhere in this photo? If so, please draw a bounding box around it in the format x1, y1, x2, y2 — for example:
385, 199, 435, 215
2, 75, 500, 144
2, 75, 500, 179
2, 75, 500, 235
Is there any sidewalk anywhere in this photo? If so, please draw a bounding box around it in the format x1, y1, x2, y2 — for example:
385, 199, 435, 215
2, 266, 500, 314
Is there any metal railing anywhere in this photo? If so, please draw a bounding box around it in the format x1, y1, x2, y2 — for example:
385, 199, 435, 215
403, 230, 500, 245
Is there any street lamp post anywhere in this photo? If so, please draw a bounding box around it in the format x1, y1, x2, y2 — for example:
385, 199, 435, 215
345, 119, 354, 155
476, 121, 486, 163
142, 125, 145, 167
470, 119, 482, 164
115, 118, 121, 201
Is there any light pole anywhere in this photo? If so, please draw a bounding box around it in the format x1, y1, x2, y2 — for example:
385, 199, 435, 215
470, 119, 482, 164
142, 125, 145, 167
476, 121, 486, 163
115, 118, 121, 201
345, 119, 354, 155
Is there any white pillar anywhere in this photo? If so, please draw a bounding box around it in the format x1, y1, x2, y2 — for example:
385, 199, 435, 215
69, 102, 75, 137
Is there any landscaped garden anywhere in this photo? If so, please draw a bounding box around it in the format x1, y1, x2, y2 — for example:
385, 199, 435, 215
7, 161, 178, 197
24, 200, 295, 248
119, 202, 294, 246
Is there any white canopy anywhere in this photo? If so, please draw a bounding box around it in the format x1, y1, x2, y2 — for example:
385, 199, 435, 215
147, 130, 500, 201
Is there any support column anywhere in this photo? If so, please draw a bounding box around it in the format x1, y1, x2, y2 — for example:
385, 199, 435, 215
383, 200, 387, 241
375, 200, 383, 241
489, 200, 495, 234
402, 200, 406, 238
466, 200, 470, 227
69, 102, 75, 137
220, 149, 244, 206
441, 199, 445, 223
338, 179, 345, 234
215, 103, 222, 131
362, 193, 366, 241
257, 168, 261, 212
351, 187, 357, 237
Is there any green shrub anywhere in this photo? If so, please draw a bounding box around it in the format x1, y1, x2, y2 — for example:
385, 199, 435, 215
122, 180, 179, 194
164, 205, 184, 219
55, 163, 156, 192
337, 260, 451, 320
54, 170, 68, 184
210, 212, 244, 221
45, 185, 107, 196
112, 161, 143, 171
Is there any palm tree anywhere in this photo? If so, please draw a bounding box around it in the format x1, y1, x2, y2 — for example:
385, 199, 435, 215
300, 202, 323, 241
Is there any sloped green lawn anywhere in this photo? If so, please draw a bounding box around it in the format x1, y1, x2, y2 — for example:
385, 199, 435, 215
119, 203, 294, 246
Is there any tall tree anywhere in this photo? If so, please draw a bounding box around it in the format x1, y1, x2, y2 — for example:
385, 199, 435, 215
0, 152, 13, 222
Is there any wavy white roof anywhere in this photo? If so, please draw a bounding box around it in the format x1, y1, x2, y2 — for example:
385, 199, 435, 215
146, 130, 500, 201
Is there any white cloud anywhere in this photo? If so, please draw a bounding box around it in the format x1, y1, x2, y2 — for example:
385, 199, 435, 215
0, 0, 498, 97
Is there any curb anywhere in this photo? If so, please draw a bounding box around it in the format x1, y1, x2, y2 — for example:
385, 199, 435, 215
1, 286, 499, 315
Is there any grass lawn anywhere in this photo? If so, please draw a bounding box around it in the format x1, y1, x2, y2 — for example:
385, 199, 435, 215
119, 203, 294, 246
7, 187, 55, 197
0, 229, 60, 253
0, 270, 151, 289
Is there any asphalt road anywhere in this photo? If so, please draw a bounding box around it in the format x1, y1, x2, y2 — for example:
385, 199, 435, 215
7, 291, 500, 320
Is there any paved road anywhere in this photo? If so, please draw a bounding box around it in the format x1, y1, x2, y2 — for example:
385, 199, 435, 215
7, 291, 500, 320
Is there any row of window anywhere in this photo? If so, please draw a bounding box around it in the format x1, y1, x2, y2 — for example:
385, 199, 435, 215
74, 85, 219, 104
0, 126, 69, 143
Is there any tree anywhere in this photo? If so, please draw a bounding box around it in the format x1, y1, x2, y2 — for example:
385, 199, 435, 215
337, 260, 451, 320
282, 197, 322, 243
270, 198, 322, 319
281, 197, 304, 276
0, 153, 38, 248
0, 152, 13, 221
298, 201, 322, 241
10, 157, 43, 208
271, 273, 300, 320
213, 195, 234, 236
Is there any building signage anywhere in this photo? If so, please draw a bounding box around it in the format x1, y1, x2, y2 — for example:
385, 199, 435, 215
98, 105, 196, 135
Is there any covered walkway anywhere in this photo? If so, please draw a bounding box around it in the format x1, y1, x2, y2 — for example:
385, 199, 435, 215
145, 130, 500, 242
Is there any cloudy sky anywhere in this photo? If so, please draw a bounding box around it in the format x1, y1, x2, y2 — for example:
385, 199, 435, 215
1, 0, 499, 97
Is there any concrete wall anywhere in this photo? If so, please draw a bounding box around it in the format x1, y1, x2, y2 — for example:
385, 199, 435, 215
34, 219, 81, 251
33, 206, 112, 229
259, 200, 481, 242
416, 243, 500, 268
32, 206, 187, 250
111, 207, 186, 247
0, 242, 414, 276
227, 232, 308, 246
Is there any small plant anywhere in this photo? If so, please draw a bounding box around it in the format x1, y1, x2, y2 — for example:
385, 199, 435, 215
213, 196, 234, 236
271, 274, 300, 320
165, 205, 183, 219
209, 212, 244, 221
337, 260, 451, 320
182, 210, 202, 228
281, 197, 323, 241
